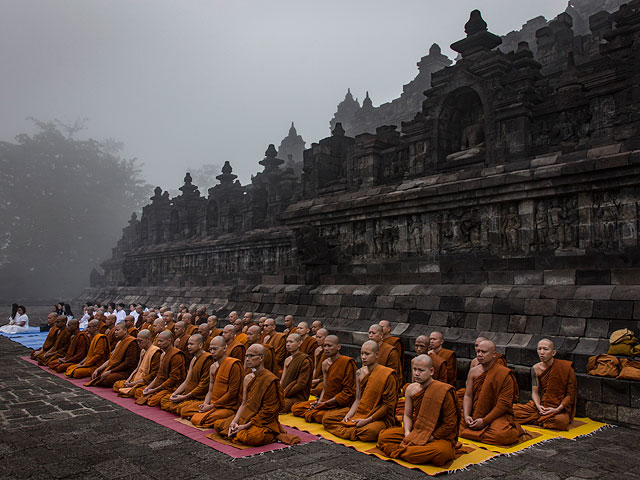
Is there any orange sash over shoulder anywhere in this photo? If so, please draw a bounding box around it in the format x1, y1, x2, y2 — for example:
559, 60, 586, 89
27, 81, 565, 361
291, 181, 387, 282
210, 356, 243, 410
118, 345, 160, 395
105, 335, 137, 370
347, 365, 395, 423
322, 355, 357, 405
184, 352, 213, 393
238, 369, 284, 432
539, 359, 577, 421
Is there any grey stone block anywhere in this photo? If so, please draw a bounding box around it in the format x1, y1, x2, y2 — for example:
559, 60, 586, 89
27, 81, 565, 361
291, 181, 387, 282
578, 374, 602, 402
592, 300, 633, 320
584, 319, 610, 338
524, 298, 557, 316
556, 299, 593, 318
541, 316, 562, 335
559, 317, 586, 336
465, 297, 494, 313
524, 315, 543, 334
601, 377, 630, 406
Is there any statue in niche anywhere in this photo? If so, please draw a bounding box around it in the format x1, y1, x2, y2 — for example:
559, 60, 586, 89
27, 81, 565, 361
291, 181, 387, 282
595, 193, 620, 249
353, 222, 368, 256
295, 225, 329, 264
382, 221, 399, 257
469, 208, 482, 251
444, 88, 486, 163
441, 209, 473, 253
533, 202, 550, 251
408, 215, 423, 255
563, 197, 579, 248
501, 205, 521, 252
547, 198, 566, 249
374, 221, 384, 257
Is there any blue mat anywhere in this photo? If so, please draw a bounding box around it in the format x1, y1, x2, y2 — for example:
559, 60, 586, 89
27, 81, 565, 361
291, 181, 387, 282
0, 327, 48, 349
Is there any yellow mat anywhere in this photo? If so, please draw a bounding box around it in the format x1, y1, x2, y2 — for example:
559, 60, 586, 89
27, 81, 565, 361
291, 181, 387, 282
521, 417, 609, 440
279, 414, 498, 475
459, 428, 556, 454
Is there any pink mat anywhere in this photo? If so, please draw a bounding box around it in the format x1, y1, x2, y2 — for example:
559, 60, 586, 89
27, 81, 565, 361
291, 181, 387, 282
22, 357, 318, 458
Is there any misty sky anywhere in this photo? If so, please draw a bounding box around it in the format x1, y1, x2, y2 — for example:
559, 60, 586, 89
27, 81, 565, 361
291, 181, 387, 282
2, 1, 566, 191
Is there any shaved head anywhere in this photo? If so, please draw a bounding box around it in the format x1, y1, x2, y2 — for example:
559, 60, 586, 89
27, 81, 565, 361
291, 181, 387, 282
158, 330, 173, 341
413, 354, 433, 368
369, 324, 382, 334
288, 333, 301, 343
67, 318, 79, 328
210, 335, 226, 348
247, 343, 266, 356
538, 338, 555, 350
88, 319, 100, 328
137, 329, 152, 340
362, 339, 379, 353
190, 333, 204, 344
325, 334, 339, 345
479, 339, 496, 352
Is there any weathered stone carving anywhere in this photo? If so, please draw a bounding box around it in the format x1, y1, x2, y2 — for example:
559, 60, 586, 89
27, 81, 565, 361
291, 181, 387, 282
295, 225, 329, 265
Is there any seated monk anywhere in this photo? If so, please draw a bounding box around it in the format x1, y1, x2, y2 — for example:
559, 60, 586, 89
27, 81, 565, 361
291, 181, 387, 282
262, 318, 286, 369
513, 339, 577, 430
257, 316, 267, 332
151, 318, 166, 345
246, 325, 279, 377
310, 328, 329, 396
113, 329, 161, 397
368, 324, 403, 386
311, 320, 323, 337
48, 319, 90, 373
135, 331, 187, 406
222, 324, 246, 364
283, 315, 297, 336
124, 315, 138, 338
31, 313, 59, 360
38, 316, 71, 366
242, 312, 256, 331
65, 320, 110, 378
182, 313, 198, 336
280, 333, 313, 413
233, 316, 247, 345
380, 320, 405, 369
85, 322, 140, 387
291, 334, 356, 423
378, 355, 459, 466
173, 321, 191, 362
199, 323, 212, 351
104, 314, 118, 352
213, 344, 300, 447
183, 336, 244, 424
160, 334, 213, 414
460, 340, 523, 446
322, 340, 398, 442
207, 315, 222, 338
429, 331, 457, 387
456, 336, 507, 409
162, 311, 176, 333
296, 322, 318, 357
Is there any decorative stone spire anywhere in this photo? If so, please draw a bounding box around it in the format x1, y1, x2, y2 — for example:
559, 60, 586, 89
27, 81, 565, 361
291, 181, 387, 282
362, 91, 373, 110
332, 122, 345, 137
556, 52, 583, 92
179, 172, 199, 196
259, 144, 284, 172
216, 160, 238, 185
451, 10, 502, 58
465, 9, 488, 36
129, 212, 138, 224
277, 121, 306, 163
151, 186, 162, 201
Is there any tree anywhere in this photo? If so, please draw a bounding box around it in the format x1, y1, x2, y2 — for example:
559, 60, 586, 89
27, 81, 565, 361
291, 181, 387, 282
0, 120, 152, 302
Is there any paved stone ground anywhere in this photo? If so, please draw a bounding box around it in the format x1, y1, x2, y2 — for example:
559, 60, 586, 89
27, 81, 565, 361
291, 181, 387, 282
1, 335, 639, 479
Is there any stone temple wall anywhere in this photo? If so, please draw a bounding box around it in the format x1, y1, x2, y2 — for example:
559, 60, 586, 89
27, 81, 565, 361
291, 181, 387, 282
83, 3, 640, 426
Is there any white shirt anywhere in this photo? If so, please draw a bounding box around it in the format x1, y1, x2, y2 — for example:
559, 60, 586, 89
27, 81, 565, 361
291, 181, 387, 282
116, 310, 126, 322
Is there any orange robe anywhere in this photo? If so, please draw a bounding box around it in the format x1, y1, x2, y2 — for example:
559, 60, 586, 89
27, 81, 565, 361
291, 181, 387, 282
264, 332, 286, 369
37, 327, 71, 366
396, 352, 448, 419
435, 348, 457, 387
456, 353, 506, 409
383, 336, 405, 369
281, 351, 313, 413
160, 352, 213, 414
310, 350, 326, 397
460, 363, 522, 446
378, 380, 459, 466
291, 355, 357, 423
322, 365, 398, 442
135, 347, 186, 406
85, 336, 139, 387
226, 339, 246, 365
185, 324, 197, 336
48, 331, 90, 373
299, 336, 318, 357
262, 343, 280, 378
379, 341, 403, 386
128, 326, 138, 338
513, 359, 577, 430
186, 357, 244, 424
113, 346, 161, 397
213, 369, 297, 446
236, 332, 248, 345
175, 333, 191, 363
65, 333, 110, 378
31, 325, 59, 359
285, 326, 298, 337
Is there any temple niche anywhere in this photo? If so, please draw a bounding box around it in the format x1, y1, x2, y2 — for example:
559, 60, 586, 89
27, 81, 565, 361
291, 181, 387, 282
441, 87, 486, 166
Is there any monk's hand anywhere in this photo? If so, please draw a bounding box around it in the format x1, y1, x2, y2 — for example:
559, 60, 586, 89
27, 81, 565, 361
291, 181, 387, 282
101, 369, 111, 379
343, 414, 352, 423
468, 418, 484, 429
354, 418, 370, 427
199, 404, 213, 412
91, 370, 100, 380
169, 394, 182, 402
465, 415, 474, 426
228, 421, 240, 436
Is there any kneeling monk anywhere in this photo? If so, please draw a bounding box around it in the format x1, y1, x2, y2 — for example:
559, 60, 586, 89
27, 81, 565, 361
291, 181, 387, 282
291, 334, 356, 423
513, 339, 577, 430
183, 336, 243, 424
86, 322, 139, 387
160, 334, 213, 414
65, 320, 110, 378
48, 319, 89, 373
113, 329, 161, 397
378, 355, 459, 466
322, 340, 398, 442
213, 344, 300, 446
280, 333, 313, 413
460, 340, 523, 446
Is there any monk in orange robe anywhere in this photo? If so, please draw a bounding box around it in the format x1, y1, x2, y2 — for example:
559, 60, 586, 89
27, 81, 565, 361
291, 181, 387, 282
456, 336, 507, 409
31, 313, 58, 360
183, 336, 243, 424
369, 324, 403, 385
311, 320, 323, 337
65, 320, 110, 378
213, 344, 300, 447
310, 328, 329, 396
295, 322, 318, 358
124, 315, 138, 338
245, 325, 279, 377
173, 321, 191, 360
233, 317, 248, 345
162, 311, 176, 334
151, 318, 166, 345
283, 315, 297, 336
38, 316, 71, 366
262, 318, 286, 369
113, 329, 161, 397
292, 334, 357, 423
222, 324, 246, 364
199, 323, 212, 350
429, 331, 457, 387
514, 339, 577, 430
380, 320, 405, 369
280, 333, 313, 413
135, 331, 187, 406
460, 340, 523, 446
322, 340, 398, 442
378, 355, 459, 466
207, 315, 221, 338
85, 322, 140, 387
160, 334, 213, 414
48, 319, 90, 373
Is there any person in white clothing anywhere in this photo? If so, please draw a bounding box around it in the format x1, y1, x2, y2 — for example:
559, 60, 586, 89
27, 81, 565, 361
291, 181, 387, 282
0, 305, 29, 334
115, 303, 126, 322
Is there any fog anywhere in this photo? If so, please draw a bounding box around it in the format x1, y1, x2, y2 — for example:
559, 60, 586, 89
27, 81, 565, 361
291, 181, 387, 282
1, 0, 566, 189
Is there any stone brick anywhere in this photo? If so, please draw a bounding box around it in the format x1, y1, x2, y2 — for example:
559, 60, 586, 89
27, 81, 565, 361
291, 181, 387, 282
541, 316, 561, 335
584, 401, 617, 423
592, 300, 633, 320
524, 298, 557, 316
476, 314, 492, 331
493, 298, 524, 315
375, 296, 395, 309
611, 268, 640, 285
611, 285, 640, 300
617, 405, 640, 426
578, 374, 602, 402
574, 286, 615, 300
407, 310, 430, 324
488, 271, 514, 284
524, 316, 543, 334
544, 270, 576, 285
630, 382, 640, 409
584, 319, 610, 338
513, 271, 544, 285
556, 299, 593, 318
480, 286, 513, 298
430, 312, 448, 326
416, 296, 440, 310
439, 296, 465, 312
559, 317, 586, 336
394, 296, 416, 309
508, 315, 527, 333
602, 378, 630, 406
490, 314, 510, 332
576, 270, 611, 285
464, 297, 494, 313
572, 337, 599, 355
